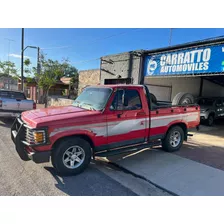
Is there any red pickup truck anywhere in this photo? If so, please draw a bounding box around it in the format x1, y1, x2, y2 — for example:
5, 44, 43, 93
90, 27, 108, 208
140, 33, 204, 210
11, 85, 200, 175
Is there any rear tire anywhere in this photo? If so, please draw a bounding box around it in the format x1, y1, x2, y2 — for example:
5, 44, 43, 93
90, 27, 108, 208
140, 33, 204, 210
207, 114, 214, 126
52, 137, 92, 176
162, 126, 184, 152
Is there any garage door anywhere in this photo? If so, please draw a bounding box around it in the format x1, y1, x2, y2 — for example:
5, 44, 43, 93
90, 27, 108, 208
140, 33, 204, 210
146, 84, 172, 101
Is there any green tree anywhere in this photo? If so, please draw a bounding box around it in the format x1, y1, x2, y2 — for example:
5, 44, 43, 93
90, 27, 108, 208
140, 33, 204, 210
24, 58, 32, 75
0, 61, 18, 76
64, 63, 79, 98
34, 55, 78, 107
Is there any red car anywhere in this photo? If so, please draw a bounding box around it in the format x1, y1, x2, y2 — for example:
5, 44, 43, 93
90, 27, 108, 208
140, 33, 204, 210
11, 85, 200, 175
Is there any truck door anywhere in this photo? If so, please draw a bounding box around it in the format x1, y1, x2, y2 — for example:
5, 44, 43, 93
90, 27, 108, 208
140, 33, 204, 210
106, 88, 147, 149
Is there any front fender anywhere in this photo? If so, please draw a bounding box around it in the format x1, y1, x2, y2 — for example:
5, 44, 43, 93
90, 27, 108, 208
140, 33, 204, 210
50, 129, 96, 147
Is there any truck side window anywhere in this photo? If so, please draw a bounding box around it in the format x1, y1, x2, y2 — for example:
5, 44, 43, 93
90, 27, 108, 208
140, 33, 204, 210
124, 89, 142, 110
110, 89, 124, 111
110, 89, 142, 111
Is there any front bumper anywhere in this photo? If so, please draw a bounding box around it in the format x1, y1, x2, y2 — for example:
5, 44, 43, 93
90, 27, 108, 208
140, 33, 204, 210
11, 117, 51, 163
200, 112, 209, 120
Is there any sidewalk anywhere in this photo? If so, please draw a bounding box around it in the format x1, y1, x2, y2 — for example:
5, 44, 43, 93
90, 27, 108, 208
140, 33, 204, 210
106, 149, 224, 196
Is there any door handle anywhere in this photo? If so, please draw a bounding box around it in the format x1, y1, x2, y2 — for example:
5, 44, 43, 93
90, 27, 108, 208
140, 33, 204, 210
117, 113, 122, 118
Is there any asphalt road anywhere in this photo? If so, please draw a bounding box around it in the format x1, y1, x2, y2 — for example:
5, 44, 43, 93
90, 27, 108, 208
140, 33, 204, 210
0, 118, 136, 196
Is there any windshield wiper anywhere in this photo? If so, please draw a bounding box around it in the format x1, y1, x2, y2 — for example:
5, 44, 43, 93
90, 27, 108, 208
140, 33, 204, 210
81, 103, 96, 111
73, 101, 82, 108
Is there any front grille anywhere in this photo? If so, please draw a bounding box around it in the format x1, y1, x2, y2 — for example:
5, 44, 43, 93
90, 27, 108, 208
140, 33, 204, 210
25, 127, 35, 144
13, 117, 47, 146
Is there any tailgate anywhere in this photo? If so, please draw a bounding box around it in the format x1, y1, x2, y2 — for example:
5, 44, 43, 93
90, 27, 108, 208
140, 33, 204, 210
0, 90, 34, 112
1, 98, 34, 111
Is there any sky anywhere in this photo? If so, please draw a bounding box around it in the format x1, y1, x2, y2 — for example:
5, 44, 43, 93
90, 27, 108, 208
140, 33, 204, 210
1, 28, 224, 73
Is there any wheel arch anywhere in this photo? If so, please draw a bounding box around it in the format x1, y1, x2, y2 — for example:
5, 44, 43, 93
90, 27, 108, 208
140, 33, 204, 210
166, 122, 188, 141
52, 134, 95, 157
209, 111, 215, 117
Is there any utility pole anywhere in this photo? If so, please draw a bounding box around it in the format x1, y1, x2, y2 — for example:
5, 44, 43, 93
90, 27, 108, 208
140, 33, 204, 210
36, 47, 40, 104
169, 28, 173, 46
37, 47, 40, 74
4, 38, 15, 75
21, 28, 24, 91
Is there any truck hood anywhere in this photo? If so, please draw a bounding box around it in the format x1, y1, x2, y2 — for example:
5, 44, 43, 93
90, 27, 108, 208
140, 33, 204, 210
21, 106, 99, 128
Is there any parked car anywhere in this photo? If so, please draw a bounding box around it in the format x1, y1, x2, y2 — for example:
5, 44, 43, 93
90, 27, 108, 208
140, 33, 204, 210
11, 84, 200, 176
197, 97, 224, 126
0, 89, 36, 118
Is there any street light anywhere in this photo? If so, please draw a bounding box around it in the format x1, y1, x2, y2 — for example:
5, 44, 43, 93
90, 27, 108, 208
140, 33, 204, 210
22, 45, 38, 52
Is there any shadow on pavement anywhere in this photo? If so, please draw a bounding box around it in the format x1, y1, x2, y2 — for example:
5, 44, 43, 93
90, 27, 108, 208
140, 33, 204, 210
174, 141, 224, 171
0, 118, 15, 128
195, 119, 224, 138
44, 162, 136, 196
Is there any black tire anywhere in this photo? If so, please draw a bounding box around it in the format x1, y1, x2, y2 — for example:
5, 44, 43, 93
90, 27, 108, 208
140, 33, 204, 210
162, 126, 184, 152
207, 114, 214, 126
52, 137, 92, 176
172, 92, 194, 105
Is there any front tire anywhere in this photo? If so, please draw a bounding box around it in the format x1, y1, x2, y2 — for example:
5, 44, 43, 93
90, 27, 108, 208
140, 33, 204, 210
52, 137, 92, 176
162, 126, 184, 152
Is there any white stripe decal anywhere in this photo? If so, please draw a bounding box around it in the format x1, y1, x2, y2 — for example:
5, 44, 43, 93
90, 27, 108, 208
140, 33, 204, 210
49, 112, 199, 137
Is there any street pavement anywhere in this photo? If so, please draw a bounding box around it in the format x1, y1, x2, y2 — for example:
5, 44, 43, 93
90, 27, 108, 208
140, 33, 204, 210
0, 118, 169, 196
106, 148, 224, 196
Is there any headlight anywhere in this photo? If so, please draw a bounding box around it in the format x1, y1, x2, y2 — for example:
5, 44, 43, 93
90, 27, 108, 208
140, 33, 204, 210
26, 129, 47, 145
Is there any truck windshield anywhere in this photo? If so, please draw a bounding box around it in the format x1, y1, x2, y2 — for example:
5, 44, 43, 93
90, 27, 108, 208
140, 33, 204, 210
72, 87, 112, 111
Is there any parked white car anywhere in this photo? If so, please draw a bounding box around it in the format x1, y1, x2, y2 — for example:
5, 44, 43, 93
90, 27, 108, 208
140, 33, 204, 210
197, 97, 224, 126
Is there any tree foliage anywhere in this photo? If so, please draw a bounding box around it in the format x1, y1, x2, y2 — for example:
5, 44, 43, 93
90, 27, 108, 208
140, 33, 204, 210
0, 61, 18, 76
33, 55, 78, 106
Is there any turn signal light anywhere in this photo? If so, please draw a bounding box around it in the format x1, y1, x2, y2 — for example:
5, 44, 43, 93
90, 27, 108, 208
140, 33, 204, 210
33, 131, 45, 143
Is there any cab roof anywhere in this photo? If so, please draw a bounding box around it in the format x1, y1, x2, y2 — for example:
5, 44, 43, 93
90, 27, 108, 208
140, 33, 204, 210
86, 84, 144, 89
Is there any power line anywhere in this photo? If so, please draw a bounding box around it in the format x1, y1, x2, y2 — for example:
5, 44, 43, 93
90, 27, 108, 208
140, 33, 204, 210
71, 57, 100, 65
41, 45, 71, 50
33, 29, 144, 66
41, 28, 142, 52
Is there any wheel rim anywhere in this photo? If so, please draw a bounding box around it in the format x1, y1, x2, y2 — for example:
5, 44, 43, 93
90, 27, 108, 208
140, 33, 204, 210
63, 146, 85, 169
182, 98, 191, 105
169, 131, 181, 147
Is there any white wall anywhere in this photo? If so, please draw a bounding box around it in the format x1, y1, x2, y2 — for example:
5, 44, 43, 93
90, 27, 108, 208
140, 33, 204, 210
144, 77, 201, 100
144, 76, 224, 100
202, 79, 224, 97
